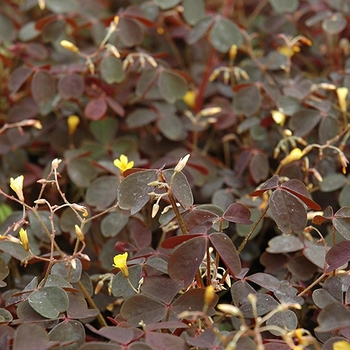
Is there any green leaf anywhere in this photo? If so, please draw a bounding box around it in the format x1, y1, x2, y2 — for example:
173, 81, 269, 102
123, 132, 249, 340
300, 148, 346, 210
157, 113, 186, 141
333, 207, 350, 240
67, 158, 98, 188
51, 259, 82, 283
320, 173, 347, 192
322, 13, 347, 35
112, 265, 142, 299
100, 56, 125, 84
118, 17, 144, 47
187, 16, 213, 45
48, 320, 85, 349
163, 169, 194, 209
289, 109, 321, 137
182, 0, 205, 25
303, 243, 326, 269
266, 310, 298, 336
86, 176, 119, 210
209, 17, 243, 53
0, 308, 13, 323
269, 0, 299, 13
136, 69, 161, 100
340, 184, 350, 207
158, 70, 188, 103
101, 212, 128, 237
153, 0, 181, 10
117, 170, 157, 215
28, 286, 69, 319
126, 108, 158, 129
0, 257, 9, 287
266, 234, 304, 254
233, 85, 262, 116
0, 240, 32, 262
236, 208, 263, 240
90, 117, 119, 145
316, 303, 350, 332
46, 0, 79, 13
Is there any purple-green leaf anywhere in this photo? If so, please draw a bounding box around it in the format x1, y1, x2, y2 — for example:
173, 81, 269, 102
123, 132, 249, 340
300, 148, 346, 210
168, 236, 206, 288
209, 232, 241, 276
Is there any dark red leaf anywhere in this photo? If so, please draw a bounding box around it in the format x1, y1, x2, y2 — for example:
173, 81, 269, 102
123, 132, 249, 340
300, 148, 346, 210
209, 232, 241, 276
250, 175, 279, 196
325, 240, 350, 272
161, 234, 204, 249
168, 236, 207, 288
223, 203, 252, 224
281, 179, 321, 210
84, 98, 108, 120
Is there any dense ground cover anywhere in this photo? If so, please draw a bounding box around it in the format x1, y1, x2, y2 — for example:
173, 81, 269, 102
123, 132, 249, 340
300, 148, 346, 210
1, 0, 350, 349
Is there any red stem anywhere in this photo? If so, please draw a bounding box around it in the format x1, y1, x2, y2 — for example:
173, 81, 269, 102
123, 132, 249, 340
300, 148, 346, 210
194, 47, 216, 114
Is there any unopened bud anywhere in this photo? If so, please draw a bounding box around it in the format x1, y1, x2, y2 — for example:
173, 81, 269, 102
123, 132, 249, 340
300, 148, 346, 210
19, 228, 29, 251
174, 154, 190, 173
204, 285, 216, 307
52, 158, 62, 170
60, 40, 79, 53
74, 224, 85, 241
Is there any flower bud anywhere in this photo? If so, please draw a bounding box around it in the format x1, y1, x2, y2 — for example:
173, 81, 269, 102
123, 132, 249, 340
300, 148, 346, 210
19, 228, 29, 251
60, 40, 79, 53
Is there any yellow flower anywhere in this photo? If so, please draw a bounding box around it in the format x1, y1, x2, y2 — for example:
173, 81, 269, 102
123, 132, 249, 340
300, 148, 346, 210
67, 115, 80, 135
10, 175, 24, 202
113, 154, 134, 174
277, 45, 300, 57
280, 148, 303, 166
183, 90, 196, 109
337, 87, 349, 113
19, 228, 29, 251
113, 252, 129, 278
333, 340, 350, 350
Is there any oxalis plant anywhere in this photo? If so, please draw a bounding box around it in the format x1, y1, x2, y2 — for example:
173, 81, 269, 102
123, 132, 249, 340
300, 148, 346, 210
2, 0, 350, 350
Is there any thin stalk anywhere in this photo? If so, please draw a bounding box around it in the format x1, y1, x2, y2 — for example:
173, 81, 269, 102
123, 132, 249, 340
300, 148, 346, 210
206, 243, 211, 287
237, 204, 269, 254
298, 273, 326, 297
78, 280, 107, 328
168, 192, 187, 235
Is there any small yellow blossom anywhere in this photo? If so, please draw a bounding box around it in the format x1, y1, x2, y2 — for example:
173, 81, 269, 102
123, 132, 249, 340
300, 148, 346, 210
113, 252, 129, 278
337, 87, 349, 113
67, 115, 80, 135
333, 340, 350, 350
19, 228, 29, 251
229, 45, 237, 61
183, 90, 196, 109
280, 148, 303, 166
10, 175, 24, 202
113, 154, 134, 174
277, 45, 301, 57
